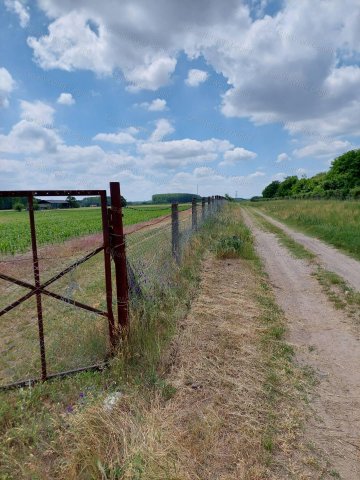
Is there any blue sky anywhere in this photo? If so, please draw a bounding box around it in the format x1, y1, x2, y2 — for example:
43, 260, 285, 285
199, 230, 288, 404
1, 0, 359, 200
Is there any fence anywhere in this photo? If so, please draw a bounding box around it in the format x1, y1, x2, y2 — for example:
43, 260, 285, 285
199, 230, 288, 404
0, 184, 225, 389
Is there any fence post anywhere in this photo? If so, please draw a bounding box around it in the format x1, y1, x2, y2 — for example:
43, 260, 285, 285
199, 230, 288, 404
28, 194, 47, 382
201, 197, 205, 222
171, 203, 180, 263
207, 196, 211, 216
192, 197, 197, 230
110, 182, 129, 334
211, 196, 215, 213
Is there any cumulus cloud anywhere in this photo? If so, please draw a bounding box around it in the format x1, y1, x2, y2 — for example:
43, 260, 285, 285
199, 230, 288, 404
185, 69, 208, 87
293, 140, 352, 158
20, 100, 55, 126
26, 0, 360, 135
220, 147, 257, 166
0, 67, 15, 107
5, 0, 30, 28
93, 129, 138, 144
138, 138, 231, 168
57, 92, 75, 105
139, 98, 167, 111
276, 152, 290, 163
149, 118, 175, 142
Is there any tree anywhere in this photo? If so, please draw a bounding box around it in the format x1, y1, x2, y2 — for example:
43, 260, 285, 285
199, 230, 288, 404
121, 195, 127, 207
262, 181, 280, 198
66, 195, 80, 208
13, 201, 24, 212
277, 176, 299, 197
224, 193, 235, 202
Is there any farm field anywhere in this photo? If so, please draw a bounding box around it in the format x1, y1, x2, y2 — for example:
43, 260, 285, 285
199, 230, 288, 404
0, 204, 189, 255
251, 199, 360, 260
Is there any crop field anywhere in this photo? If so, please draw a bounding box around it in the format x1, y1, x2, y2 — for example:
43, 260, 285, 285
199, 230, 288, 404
252, 199, 360, 260
0, 204, 188, 255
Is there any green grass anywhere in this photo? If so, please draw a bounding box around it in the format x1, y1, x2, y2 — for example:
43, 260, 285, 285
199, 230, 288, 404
251, 199, 360, 260
0, 205, 188, 255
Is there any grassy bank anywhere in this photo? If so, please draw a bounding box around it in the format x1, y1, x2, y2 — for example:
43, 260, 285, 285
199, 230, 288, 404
0, 205, 322, 478
251, 199, 360, 260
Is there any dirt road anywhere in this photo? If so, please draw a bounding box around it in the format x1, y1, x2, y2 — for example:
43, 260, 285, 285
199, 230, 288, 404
253, 208, 360, 291
243, 209, 360, 480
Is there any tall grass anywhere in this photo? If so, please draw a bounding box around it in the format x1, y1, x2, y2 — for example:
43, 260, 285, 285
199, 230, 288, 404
253, 200, 360, 260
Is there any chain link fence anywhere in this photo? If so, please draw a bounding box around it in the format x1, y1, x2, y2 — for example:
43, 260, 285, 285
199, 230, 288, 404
0, 191, 225, 389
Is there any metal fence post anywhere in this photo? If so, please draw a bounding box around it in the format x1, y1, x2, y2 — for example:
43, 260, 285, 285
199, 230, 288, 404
28, 194, 47, 382
171, 203, 180, 263
110, 182, 129, 333
192, 197, 197, 230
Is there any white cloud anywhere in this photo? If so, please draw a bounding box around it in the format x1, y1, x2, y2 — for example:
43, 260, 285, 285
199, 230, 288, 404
138, 137, 232, 168
276, 152, 290, 163
194, 167, 215, 177
293, 140, 352, 158
185, 69, 208, 87
20, 100, 55, 126
149, 118, 175, 142
57, 92, 75, 105
26, 0, 360, 136
93, 129, 138, 144
140, 98, 167, 111
0, 67, 15, 108
220, 147, 257, 166
5, 0, 30, 28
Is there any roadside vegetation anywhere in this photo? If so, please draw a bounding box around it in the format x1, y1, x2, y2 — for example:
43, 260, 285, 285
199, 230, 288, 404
261, 149, 360, 200
249, 199, 360, 260
0, 205, 324, 479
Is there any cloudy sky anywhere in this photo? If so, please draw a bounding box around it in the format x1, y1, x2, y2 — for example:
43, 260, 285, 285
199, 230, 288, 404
1, 0, 359, 200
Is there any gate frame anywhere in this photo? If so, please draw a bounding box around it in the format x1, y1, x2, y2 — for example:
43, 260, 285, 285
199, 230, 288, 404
0, 185, 126, 390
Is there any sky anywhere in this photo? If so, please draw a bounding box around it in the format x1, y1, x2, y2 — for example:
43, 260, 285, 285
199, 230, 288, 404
0, 0, 359, 200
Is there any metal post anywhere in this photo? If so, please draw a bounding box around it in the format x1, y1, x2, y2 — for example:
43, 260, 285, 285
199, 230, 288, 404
110, 182, 129, 333
207, 196, 211, 217
28, 194, 47, 382
171, 203, 180, 263
100, 191, 116, 347
201, 198, 205, 222
192, 197, 197, 230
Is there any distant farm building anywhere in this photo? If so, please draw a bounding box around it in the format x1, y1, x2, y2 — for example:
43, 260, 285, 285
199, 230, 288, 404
36, 199, 70, 210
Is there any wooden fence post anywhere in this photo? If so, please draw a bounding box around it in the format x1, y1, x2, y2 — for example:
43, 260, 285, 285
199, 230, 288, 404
171, 203, 180, 263
192, 197, 197, 230
201, 197, 205, 222
110, 182, 129, 334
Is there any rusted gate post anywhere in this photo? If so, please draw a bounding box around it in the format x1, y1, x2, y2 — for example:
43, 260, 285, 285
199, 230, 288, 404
28, 194, 47, 382
201, 197, 205, 223
110, 182, 129, 335
192, 197, 197, 230
171, 203, 180, 263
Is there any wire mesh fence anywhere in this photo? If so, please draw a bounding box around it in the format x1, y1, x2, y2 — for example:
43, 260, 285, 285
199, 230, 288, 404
0, 188, 225, 389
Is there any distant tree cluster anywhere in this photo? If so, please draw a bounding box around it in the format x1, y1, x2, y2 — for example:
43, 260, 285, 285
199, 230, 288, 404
262, 150, 360, 200
152, 193, 201, 203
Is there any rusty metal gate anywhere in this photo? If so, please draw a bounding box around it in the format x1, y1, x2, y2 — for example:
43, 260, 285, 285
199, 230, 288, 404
0, 182, 128, 389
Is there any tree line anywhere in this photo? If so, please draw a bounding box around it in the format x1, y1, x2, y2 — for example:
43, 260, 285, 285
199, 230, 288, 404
261, 149, 360, 200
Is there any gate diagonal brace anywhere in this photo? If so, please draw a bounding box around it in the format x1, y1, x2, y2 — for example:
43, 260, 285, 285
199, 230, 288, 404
0, 246, 106, 317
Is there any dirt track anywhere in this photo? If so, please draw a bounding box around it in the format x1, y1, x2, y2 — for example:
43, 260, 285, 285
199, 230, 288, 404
243, 209, 360, 480
253, 208, 360, 291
